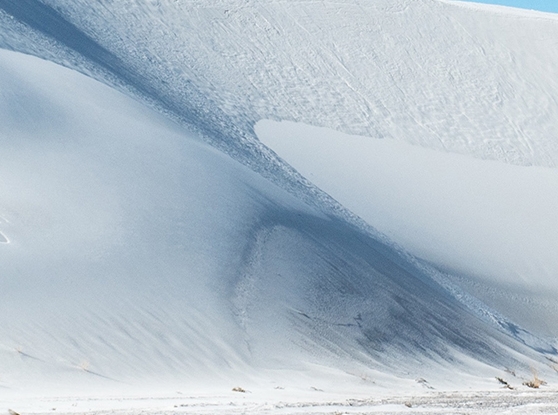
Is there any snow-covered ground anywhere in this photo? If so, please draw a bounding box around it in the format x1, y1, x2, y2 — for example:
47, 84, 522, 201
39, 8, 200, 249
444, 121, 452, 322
5, 45, 554, 409
1, 0, 558, 413
3, 389, 558, 415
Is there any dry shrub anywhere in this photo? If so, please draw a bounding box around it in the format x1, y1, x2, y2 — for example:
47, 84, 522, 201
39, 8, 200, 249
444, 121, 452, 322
523, 369, 546, 389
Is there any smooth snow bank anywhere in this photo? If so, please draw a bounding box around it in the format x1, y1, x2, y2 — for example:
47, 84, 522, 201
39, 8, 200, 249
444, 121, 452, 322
1, 49, 555, 399
257, 120, 558, 338
2, 0, 557, 169
0, 48, 322, 395
0, 48, 267, 394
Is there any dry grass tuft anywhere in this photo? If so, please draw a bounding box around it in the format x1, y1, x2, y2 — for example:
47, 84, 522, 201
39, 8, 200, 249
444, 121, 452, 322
523, 369, 546, 389
77, 360, 91, 372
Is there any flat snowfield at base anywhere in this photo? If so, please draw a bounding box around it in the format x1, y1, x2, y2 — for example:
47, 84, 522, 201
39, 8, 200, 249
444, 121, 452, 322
3, 390, 558, 414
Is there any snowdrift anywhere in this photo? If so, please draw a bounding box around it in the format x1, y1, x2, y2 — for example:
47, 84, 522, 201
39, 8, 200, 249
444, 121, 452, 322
0, 0, 557, 399
257, 120, 558, 340
2, 0, 558, 168
0, 48, 552, 397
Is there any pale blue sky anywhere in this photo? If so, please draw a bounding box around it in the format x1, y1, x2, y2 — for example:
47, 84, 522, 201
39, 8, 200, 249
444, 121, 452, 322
461, 0, 558, 13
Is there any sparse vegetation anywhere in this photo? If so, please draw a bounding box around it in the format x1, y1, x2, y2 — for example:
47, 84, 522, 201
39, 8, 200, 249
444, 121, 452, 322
546, 357, 558, 373
522, 370, 546, 389
523, 379, 541, 388
78, 360, 91, 372
504, 368, 516, 377
232, 386, 246, 393
416, 378, 434, 389
496, 377, 514, 389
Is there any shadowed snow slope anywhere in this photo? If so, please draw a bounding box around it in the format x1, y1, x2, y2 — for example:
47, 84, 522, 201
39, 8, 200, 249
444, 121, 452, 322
2, 0, 558, 168
0, 50, 554, 397
257, 120, 558, 340
1, 0, 558, 400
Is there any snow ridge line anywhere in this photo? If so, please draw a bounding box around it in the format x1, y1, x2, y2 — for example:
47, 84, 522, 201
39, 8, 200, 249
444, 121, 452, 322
0, 0, 395, 251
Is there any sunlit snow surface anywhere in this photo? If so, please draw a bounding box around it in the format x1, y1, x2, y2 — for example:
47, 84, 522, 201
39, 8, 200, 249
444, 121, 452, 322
0, 38, 554, 399
2, 48, 551, 397
2, 0, 558, 168
1, 0, 558, 411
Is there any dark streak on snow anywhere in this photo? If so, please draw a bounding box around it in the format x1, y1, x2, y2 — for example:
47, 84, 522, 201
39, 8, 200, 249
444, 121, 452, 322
0, 0, 364, 238
81, 368, 122, 383
0, 0, 212, 133
233, 207, 547, 372
0, 0, 243, 147
16, 350, 44, 362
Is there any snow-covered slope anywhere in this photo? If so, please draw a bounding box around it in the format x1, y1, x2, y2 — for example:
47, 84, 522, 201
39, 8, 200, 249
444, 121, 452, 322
0, 47, 554, 398
1, 0, 558, 404
2, 0, 558, 168
257, 120, 558, 340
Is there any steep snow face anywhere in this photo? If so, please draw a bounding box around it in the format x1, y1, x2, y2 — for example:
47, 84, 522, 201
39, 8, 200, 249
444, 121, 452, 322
1, 0, 558, 168
1, 1, 557, 320
1, 49, 554, 397
2, 0, 558, 400
257, 120, 558, 339
0, 49, 267, 393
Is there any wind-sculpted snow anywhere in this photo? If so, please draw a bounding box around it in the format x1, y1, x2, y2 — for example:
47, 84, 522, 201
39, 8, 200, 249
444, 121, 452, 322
0, 0, 337, 225
1, 0, 556, 266
1, 0, 558, 403
2, 0, 558, 168
257, 120, 558, 341
0, 49, 555, 398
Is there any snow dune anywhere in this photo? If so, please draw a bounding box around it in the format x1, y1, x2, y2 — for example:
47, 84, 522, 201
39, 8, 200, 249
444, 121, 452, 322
0, 0, 557, 408
257, 120, 558, 339
2, 0, 558, 168
0, 47, 554, 399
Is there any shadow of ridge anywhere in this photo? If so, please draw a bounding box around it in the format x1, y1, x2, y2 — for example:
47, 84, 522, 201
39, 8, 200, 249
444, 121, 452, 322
500, 321, 558, 355
419, 258, 558, 357
0, 0, 237, 145
246, 207, 549, 371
